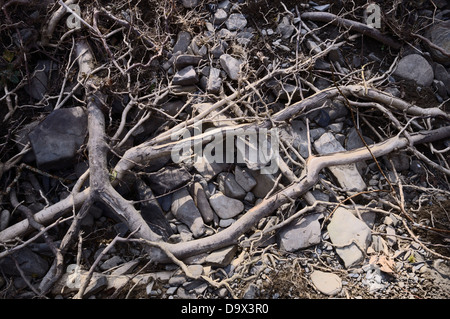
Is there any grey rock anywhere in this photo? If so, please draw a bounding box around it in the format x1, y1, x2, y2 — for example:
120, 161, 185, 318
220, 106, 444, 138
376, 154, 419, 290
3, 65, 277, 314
0, 247, 49, 277
207, 67, 222, 94
327, 207, 372, 268
110, 260, 139, 276
136, 178, 173, 240
211, 41, 228, 58
172, 65, 198, 85
280, 120, 310, 158
177, 223, 194, 242
0, 209, 10, 231
173, 31, 191, 54
243, 283, 259, 299
220, 54, 242, 80
247, 170, 279, 198
182, 0, 198, 8
244, 192, 255, 203
174, 55, 203, 70
193, 154, 229, 181
83, 274, 108, 298
345, 128, 374, 150
209, 192, 244, 219
434, 63, 450, 95
426, 20, 450, 65
28, 107, 87, 170
234, 166, 257, 192
277, 213, 322, 252
393, 54, 434, 86
383, 151, 410, 172
314, 132, 366, 191
191, 182, 215, 223
219, 218, 235, 228
310, 270, 342, 296
218, 172, 246, 200
26, 60, 57, 100
144, 166, 191, 195
100, 256, 123, 271
171, 188, 205, 238
277, 16, 295, 39
205, 245, 237, 267
225, 13, 247, 31
213, 8, 228, 25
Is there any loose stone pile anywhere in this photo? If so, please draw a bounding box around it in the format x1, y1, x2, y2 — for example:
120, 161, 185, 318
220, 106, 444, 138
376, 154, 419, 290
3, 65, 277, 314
0, 0, 449, 299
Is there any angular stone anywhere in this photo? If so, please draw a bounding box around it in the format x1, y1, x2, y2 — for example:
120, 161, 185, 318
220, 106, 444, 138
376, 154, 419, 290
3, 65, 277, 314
182, 0, 198, 9
225, 13, 247, 31
426, 20, 450, 65
234, 166, 257, 192
0, 247, 49, 278
173, 65, 198, 86
310, 270, 342, 296
220, 54, 242, 80
393, 54, 434, 86
171, 188, 205, 237
277, 16, 295, 39
193, 154, 229, 181
191, 182, 215, 223
135, 178, 173, 240
28, 107, 87, 170
174, 55, 203, 70
247, 170, 279, 198
218, 172, 246, 200
209, 192, 244, 219
26, 59, 57, 100
327, 207, 372, 268
207, 67, 222, 94
173, 31, 191, 54
205, 245, 237, 267
213, 8, 228, 25
144, 166, 191, 195
277, 213, 322, 252
313, 132, 366, 192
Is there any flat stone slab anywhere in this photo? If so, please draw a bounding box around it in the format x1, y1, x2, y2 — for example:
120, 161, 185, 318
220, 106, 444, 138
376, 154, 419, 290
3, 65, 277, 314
393, 54, 434, 86
28, 107, 87, 170
277, 213, 322, 252
310, 270, 342, 296
208, 192, 244, 219
313, 132, 366, 192
327, 207, 372, 268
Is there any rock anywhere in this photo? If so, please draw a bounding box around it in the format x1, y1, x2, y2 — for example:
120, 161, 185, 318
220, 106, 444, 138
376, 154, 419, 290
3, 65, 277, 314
172, 65, 198, 85
277, 213, 322, 252
243, 283, 259, 299
383, 151, 410, 172
327, 207, 372, 268
219, 218, 235, 228
247, 170, 279, 198
191, 182, 215, 223
171, 188, 205, 238
279, 120, 309, 158
310, 270, 342, 296
28, 107, 87, 170
135, 178, 173, 240
207, 67, 222, 94
426, 20, 450, 65
110, 260, 139, 276
213, 8, 228, 25
234, 166, 257, 192
0, 209, 10, 231
434, 63, 450, 95
277, 16, 295, 39
193, 154, 228, 181
209, 192, 244, 219
220, 54, 242, 80
182, 0, 198, 9
173, 31, 191, 54
174, 55, 203, 70
0, 247, 49, 277
25, 59, 57, 100
83, 275, 108, 298
144, 166, 191, 195
345, 128, 374, 150
218, 172, 246, 200
393, 54, 434, 86
225, 13, 247, 31
205, 245, 237, 267
100, 256, 123, 271
313, 132, 366, 192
